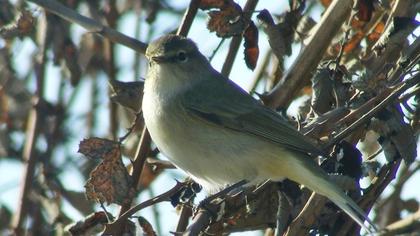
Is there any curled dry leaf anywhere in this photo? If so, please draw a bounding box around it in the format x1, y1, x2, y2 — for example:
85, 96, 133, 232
207, 7, 246, 37
201, 0, 248, 37
356, 0, 375, 22
67, 211, 109, 235
63, 38, 82, 86
79, 137, 136, 205
0, 10, 34, 39
372, 17, 419, 56
257, 9, 296, 61
310, 68, 335, 115
137, 216, 157, 236
243, 21, 259, 70
370, 107, 417, 165
109, 79, 144, 112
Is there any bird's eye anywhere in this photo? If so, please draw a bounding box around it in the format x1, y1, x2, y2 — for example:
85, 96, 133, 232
176, 51, 188, 62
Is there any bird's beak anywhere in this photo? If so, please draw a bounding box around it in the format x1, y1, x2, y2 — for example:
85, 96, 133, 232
150, 55, 168, 64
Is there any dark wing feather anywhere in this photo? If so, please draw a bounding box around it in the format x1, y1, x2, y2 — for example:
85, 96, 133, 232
182, 76, 322, 156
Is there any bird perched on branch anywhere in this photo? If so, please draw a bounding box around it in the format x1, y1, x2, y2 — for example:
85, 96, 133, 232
142, 34, 376, 233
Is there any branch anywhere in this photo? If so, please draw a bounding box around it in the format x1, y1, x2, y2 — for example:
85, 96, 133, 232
263, 0, 355, 109
324, 72, 420, 148
104, 182, 187, 235
27, 0, 147, 53
177, 0, 201, 37
380, 210, 420, 236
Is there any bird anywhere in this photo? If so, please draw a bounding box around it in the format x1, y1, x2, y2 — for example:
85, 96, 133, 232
142, 34, 376, 233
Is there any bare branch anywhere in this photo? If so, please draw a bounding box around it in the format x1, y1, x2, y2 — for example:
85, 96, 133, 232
27, 0, 148, 53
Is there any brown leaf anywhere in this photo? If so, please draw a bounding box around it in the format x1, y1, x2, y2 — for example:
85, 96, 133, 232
63, 38, 82, 86
257, 9, 296, 60
138, 216, 157, 236
367, 22, 384, 42
243, 21, 259, 70
206, 2, 247, 37
67, 212, 108, 235
199, 0, 228, 10
0, 10, 34, 39
79, 138, 135, 205
109, 80, 144, 112
357, 0, 375, 22
343, 31, 364, 53
319, 0, 333, 7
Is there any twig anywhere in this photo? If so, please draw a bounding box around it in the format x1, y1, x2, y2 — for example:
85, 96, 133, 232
104, 0, 119, 140
176, 0, 201, 37
248, 51, 271, 94
324, 72, 420, 148
182, 180, 248, 235
119, 112, 142, 143
200, 180, 248, 206
104, 182, 187, 235
175, 201, 193, 233
11, 98, 42, 236
263, 0, 355, 109
380, 209, 420, 236
221, 0, 259, 77
337, 160, 402, 235
11, 20, 49, 234
209, 38, 225, 62
27, 0, 148, 53
107, 127, 151, 235
285, 192, 327, 236
116, 182, 187, 224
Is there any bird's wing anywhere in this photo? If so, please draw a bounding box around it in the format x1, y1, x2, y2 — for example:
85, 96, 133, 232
181, 77, 322, 156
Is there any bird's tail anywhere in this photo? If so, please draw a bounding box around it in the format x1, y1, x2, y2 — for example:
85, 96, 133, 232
288, 156, 377, 234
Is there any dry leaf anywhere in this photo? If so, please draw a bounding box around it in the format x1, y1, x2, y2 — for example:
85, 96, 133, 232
67, 211, 108, 235
79, 138, 135, 205
199, 0, 227, 10
243, 21, 259, 70
367, 22, 384, 42
0, 10, 34, 39
257, 9, 297, 60
63, 38, 82, 86
201, 0, 248, 38
138, 216, 157, 236
109, 79, 144, 112
207, 6, 246, 37
319, 0, 333, 7
356, 0, 375, 22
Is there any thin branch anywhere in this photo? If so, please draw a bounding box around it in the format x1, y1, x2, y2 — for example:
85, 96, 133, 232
380, 209, 420, 236
27, 0, 148, 53
11, 20, 49, 234
117, 182, 186, 224
324, 72, 420, 148
177, 0, 201, 37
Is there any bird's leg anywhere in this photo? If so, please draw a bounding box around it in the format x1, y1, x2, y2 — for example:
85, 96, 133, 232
194, 180, 248, 220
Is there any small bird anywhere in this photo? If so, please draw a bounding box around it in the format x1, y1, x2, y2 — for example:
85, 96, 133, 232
142, 34, 375, 233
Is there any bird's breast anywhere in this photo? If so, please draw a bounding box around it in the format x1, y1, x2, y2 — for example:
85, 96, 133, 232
142, 92, 270, 191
